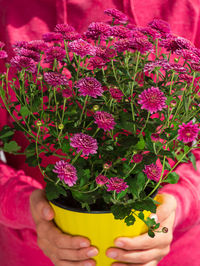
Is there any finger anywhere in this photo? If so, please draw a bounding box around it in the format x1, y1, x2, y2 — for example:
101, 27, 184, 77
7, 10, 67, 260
106, 247, 169, 264
54, 259, 96, 266
154, 193, 177, 223
56, 246, 98, 261
112, 260, 158, 266
30, 189, 54, 221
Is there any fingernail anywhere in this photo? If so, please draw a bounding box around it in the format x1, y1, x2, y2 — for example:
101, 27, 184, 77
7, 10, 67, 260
80, 242, 90, 248
107, 251, 117, 258
149, 214, 158, 223
43, 207, 51, 219
84, 262, 92, 266
115, 241, 124, 247
87, 248, 98, 257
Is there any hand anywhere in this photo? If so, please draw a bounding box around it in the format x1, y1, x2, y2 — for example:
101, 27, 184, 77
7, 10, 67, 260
30, 189, 98, 266
106, 193, 177, 266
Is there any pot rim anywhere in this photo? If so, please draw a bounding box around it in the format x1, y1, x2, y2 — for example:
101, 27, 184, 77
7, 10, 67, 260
50, 199, 112, 214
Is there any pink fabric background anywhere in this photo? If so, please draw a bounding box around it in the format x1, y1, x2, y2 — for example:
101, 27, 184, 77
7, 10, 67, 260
0, 1, 200, 265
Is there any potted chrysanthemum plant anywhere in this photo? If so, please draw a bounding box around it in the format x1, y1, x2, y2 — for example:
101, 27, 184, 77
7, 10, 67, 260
0, 7, 200, 265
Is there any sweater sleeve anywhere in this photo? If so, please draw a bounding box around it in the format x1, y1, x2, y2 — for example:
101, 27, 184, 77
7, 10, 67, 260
0, 162, 43, 230
159, 150, 200, 231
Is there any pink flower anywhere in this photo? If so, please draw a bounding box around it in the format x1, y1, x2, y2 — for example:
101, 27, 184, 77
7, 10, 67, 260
53, 160, 77, 187
68, 39, 96, 57
70, 133, 98, 156
85, 22, 111, 40
137, 27, 161, 39
110, 25, 132, 39
96, 46, 117, 60
88, 56, 106, 69
138, 87, 167, 114
44, 72, 69, 87
62, 88, 73, 98
129, 37, 154, 54
179, 74, 193, 84
26, 40, 48, 52
94, 111, 116, 131
44, 46, 66, 64
96, 175, 109, 185
151, 133, 160, 142
10, 56, 36, 73
177, 121, 199, 143
148, 19, 171, 37
76, 77, 103, 98
144, 59, 170, 73
54, 24, 75, 34
114, 38, 130, 52
109, 88, 124, 102
175, 49, 199, 62
104, 8, 128, 23
106, 177, 128, 193
0, 41, 5, 49
132, 154, 143, 163
42, 32, 63, 42
143, 164, 161, 182
63, 31, 81, 41
161, 36, 193, 52
14, 48, 40, 62
163, 63, 187, 73
0, 50, 8, 59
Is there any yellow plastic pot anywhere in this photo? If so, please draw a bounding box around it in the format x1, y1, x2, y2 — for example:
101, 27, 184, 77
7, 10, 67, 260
49, 196, 160, 265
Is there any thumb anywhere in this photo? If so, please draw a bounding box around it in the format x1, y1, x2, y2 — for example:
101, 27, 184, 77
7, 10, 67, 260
30, 189, 55, 222
153, 193, 177, 223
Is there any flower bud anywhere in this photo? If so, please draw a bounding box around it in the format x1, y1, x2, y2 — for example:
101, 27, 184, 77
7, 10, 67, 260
103, 163, 111, 170
132, 154, 143, 163
58, 124, 64, 130
37, 74, 43, 81
151, 133, 160, 142
36, 120, 42, 127
174, 58, 179, 62
162, 227, 168, 233
93, 105, 99, 111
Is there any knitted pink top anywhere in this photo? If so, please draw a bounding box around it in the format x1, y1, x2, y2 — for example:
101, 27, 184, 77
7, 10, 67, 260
0, 1, 200, 265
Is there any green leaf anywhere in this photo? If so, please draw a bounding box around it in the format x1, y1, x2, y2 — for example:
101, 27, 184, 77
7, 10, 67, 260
45, 182, 60, 201
111, 204, 131, 220
164, 172, 179, 184
20, 106, 30, 118
138, 211, 144, 221
188, 152, 197, 171
148, 230, 155, 238
3, 141, 21, 153
132, 198, 157, 213
184, 145, 190, 153
134, 137, 145, 150
125, 214, 136, 226
0, 126, 14, 139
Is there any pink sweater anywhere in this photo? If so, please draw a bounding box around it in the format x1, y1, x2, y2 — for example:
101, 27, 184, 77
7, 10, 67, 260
0, 1, 200, 265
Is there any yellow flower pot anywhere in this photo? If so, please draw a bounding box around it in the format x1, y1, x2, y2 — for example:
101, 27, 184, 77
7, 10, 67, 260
49, 196, 160, 265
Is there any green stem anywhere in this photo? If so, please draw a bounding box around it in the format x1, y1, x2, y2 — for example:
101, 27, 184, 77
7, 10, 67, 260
78, 95, 88, 125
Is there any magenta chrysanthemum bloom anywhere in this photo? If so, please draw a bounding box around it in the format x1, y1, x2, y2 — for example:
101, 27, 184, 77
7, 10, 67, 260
137, 26, 161, 39
26, 40, 48, 52
143, 164, 161, 182
53, 160, 77, 187
106, 177, 128, 193
70, 133, 98, 156
0, 41, 5, 49
76, 77, 103, 98
89, 56, 106, 69
85, 22, 111, 40
63, 31, 81, 41
13, 41, 28, 49
161, 36, 193, 52
110, 25, 132, 39
175, 49, 199, 62
148, 19, 171, 37
151, 133, 160, 142
68, 39, 96, 57
109, 88, 124, 102
0, 50, 8, 59
96, 175, 109, 185
54, 24, 75, 34
138, 87, 167, 114
114, 38, 130, 52
62, 88, 73, 98
94, 111, 116, 131
144, 59, 170, 73
96, 46, 117, 60
10, 56, 36, 73
14, 48, 40, 62
44, 46, 66, 64
104, 8, 128, 23
44, 72, 69, 87
132, 154, 143, 163
42, 32, 63, 42
191, 63, 200, 72
177, 121, 199, 143
179, 74, 193, 83
163, 63, 187, 73
129, 37, 154, 54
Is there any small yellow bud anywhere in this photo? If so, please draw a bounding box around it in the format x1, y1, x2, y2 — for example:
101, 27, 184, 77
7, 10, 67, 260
93, 105, 99, 111
37, 75, 43, 81
36, 121, 42, 127
174, 58, 179, 62
103, 163, 110, 170
58, 124, 64, 130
